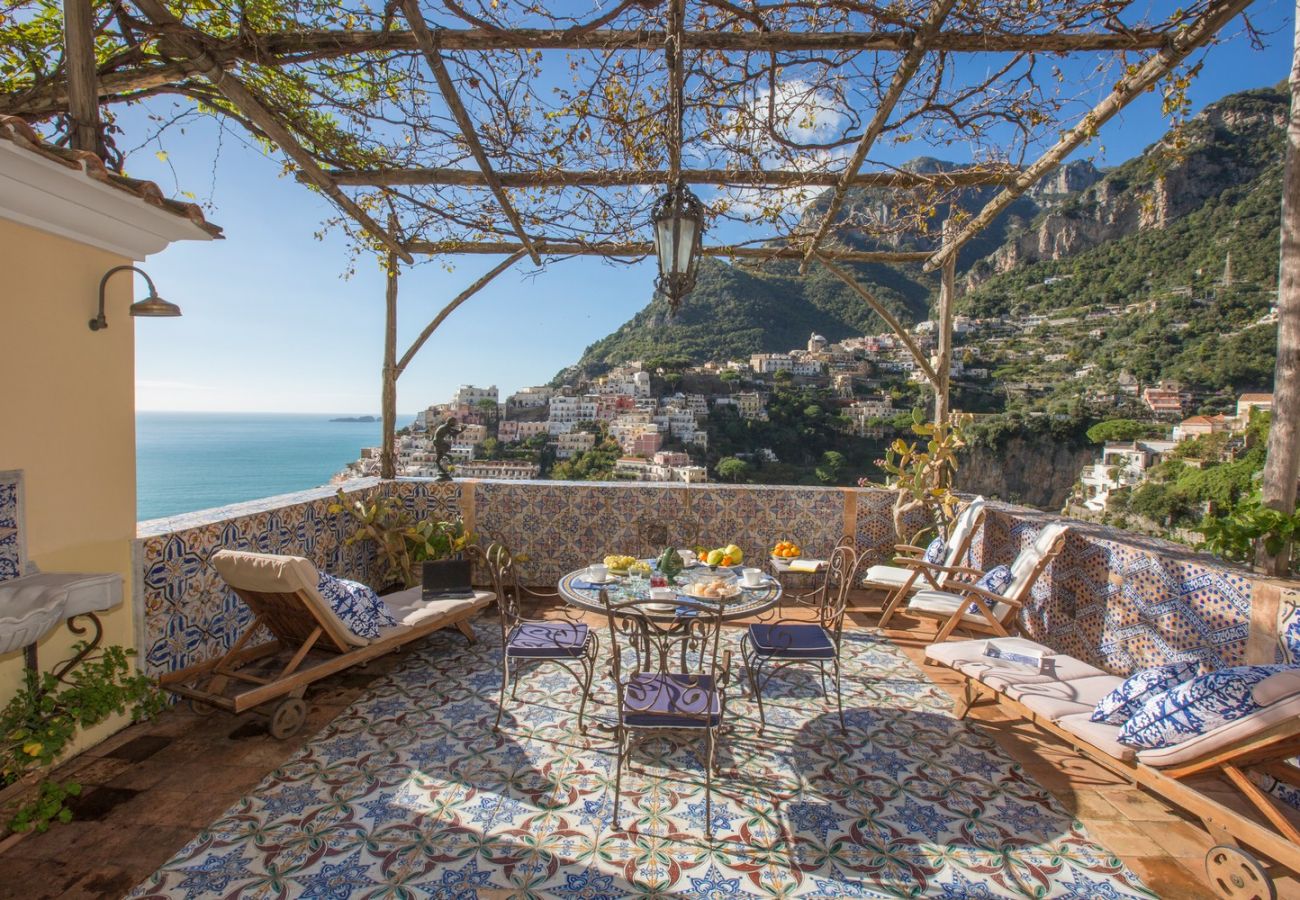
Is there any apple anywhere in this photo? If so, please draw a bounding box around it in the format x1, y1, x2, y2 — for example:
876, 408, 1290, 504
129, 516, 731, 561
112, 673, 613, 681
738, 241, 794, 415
706, 549, 725, 567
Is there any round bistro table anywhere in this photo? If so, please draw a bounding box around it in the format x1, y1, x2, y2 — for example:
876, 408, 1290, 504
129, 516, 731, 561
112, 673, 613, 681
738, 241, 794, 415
557, 565, 783, 623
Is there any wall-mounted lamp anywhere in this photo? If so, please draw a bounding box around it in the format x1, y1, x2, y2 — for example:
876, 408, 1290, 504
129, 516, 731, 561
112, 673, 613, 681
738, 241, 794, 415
89, 265, 182, 332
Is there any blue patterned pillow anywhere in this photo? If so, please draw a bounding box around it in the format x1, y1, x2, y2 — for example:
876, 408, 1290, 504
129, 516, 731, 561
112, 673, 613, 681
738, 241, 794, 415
1118, 664, 1292, 749
1090, 661, 1198, 725
975, 564, 1013, 596
923, 536, 946, 565
317, 573, 397, 639
1283, 611, 1300, 664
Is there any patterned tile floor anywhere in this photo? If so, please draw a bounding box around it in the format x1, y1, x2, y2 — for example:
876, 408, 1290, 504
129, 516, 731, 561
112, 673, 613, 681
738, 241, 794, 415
0, 605, 1271, 898
121, 619, 1158, 899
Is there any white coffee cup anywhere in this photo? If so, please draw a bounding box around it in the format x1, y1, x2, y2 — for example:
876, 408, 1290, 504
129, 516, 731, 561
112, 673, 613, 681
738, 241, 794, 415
741, 567, 763, 587
587, 563, 609, 582
677, 548, 695, 565
650, 586, 675, 602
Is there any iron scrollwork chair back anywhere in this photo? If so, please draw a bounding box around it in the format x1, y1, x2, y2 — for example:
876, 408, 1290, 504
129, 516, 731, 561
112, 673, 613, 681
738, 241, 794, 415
744, 542, 857, 733
475, 541, 599, 733
600, 588, 731, 837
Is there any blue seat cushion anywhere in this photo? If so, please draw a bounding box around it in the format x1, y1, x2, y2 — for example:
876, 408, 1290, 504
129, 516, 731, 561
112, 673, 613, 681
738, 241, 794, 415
506, 621, 589, 658
621, 673, 721, 728
748, 623, 835, 660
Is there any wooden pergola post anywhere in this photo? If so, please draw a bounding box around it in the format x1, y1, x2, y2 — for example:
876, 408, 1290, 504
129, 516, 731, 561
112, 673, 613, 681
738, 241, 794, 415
62, 0, 99, 153
381, 241, 400, 481
1259, 1, 1300, 575
933, 222, 957, 427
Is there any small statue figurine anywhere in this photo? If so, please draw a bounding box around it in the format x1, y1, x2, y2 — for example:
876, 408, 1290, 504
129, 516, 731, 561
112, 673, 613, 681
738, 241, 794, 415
431, 416, 464, 482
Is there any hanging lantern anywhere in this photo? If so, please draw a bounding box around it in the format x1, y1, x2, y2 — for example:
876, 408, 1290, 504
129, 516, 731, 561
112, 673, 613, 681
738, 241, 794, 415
651, 181, 705, 314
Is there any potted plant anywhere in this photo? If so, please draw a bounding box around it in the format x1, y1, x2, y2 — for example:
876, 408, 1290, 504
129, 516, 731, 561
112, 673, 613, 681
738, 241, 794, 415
864, 410, 971, 547
330, 490, 475, 589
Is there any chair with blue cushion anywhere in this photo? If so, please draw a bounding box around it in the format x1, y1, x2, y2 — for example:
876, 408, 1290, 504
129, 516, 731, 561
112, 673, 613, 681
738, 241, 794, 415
742, 542, 856, 735
477, 543, 598, 733
600, 590, 731, 838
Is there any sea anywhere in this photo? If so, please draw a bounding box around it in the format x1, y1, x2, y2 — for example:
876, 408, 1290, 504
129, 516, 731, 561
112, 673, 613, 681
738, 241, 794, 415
136, 412, 409, 522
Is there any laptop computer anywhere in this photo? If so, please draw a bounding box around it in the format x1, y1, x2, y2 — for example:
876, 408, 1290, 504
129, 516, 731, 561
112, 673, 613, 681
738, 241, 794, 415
422, 559, 475, 600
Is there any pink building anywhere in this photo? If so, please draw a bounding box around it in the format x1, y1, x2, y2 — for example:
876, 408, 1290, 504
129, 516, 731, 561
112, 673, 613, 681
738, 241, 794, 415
626, 431, 663, 456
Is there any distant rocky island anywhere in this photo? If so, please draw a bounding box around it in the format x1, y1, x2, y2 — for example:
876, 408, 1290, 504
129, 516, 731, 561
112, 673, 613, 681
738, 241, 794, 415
330, 415, 377, 423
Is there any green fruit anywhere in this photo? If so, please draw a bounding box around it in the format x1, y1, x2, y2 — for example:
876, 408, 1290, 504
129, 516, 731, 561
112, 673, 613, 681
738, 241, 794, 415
656, 546, 683, 580
706, 549, 725, 567
724, 544, 743, 564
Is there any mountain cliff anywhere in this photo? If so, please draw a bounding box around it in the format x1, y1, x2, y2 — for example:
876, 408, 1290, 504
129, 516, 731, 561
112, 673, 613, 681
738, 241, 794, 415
564, 84, 1287, 386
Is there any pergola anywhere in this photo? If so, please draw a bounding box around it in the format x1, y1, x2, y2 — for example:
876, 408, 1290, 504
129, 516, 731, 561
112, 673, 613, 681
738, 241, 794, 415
13, 0, 1292, 547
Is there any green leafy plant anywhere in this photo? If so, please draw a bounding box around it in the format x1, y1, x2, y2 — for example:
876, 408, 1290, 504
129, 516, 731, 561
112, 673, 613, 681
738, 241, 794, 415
1197, 496, 1300, 573
2, 644, 162, 833
864, 410, 972, 546
330, 489, 475, 587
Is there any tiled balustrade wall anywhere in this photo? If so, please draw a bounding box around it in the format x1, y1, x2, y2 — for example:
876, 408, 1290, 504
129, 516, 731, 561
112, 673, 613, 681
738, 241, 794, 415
134, 479, 1299, 679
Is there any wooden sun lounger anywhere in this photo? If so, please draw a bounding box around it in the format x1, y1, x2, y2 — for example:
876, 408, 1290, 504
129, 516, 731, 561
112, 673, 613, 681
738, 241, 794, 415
928, 636, 1300, 898
159, 550, 493, 738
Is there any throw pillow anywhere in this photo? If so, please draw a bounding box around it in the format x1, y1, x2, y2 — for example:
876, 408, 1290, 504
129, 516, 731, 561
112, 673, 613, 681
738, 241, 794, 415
1283, 608, 1300, 664
1090, 660, 1198, 725
317, 573, 397, 639
923, 536, 946, 565
1118, 664, 1292, 749
974, 564, 1013, 596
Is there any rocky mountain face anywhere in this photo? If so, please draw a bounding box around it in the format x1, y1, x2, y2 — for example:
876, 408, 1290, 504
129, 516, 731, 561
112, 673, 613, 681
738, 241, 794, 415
959, 437, 1095, 511
965, 86, 1288, 289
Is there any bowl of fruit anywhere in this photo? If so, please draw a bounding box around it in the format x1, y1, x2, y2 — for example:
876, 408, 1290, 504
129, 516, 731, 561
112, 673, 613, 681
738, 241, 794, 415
603, 555, 639, 576
771, 540, 802, 562
695, 544, 744, 569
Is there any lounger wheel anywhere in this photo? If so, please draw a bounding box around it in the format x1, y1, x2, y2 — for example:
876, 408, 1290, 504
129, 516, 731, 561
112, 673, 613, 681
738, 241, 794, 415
187, 698, 217, 716
268, 698, 307, 740
1205, 844, 1275, 900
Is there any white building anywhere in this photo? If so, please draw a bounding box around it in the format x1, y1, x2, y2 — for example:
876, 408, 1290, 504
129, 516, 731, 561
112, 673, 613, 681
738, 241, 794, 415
750, 353, 793, 374
735, 392, 765, 420
508, 386, 553, 408
1078, 440, 1176, 513
454, 384, 499, 407
555, 431, 597, 459
455, 460, 539, 480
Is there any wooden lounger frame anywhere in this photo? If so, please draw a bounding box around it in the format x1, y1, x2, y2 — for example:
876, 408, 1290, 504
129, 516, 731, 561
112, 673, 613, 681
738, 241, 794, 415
160, 583, 491, 716
874, 502, 986, 626
885, 528, 1068, 642
943, 667, 1300, 884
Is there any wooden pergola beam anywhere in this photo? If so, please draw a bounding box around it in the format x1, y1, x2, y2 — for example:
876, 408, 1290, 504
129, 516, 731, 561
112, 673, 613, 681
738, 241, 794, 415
0, 28, 1177, 119
801, 0, 958, 273
925, 0, 1253, 273
130, 0, 413, 263
400, 0, 541, 266
816, 253, 939, 386
666, 0, 686, 182
405, 239, 932, 262
326, 165, 1020, 189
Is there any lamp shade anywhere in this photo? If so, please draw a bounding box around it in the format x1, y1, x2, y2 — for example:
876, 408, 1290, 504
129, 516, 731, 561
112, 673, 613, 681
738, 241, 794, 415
129, 295, 182, 317
651, 182, 705, 314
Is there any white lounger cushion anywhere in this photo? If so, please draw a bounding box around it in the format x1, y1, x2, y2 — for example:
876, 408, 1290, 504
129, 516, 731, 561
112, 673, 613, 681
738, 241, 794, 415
1137, 683, 1300, 769
910, 589, 1012, 626
381, 588, 486, 632
863, 564, 914, 588
925, 638, 1108, 692
1014, 675, 1125, 722
1057, 714, 1136, 762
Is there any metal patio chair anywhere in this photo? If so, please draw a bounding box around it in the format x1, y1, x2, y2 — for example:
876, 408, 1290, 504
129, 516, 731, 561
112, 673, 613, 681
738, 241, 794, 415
477, 542, 599, 733
742, 542, 856, 734
600, 590, 731, 838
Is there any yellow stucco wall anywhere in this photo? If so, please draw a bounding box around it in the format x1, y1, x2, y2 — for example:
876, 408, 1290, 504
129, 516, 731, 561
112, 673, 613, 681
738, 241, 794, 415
0, 216, 138, 750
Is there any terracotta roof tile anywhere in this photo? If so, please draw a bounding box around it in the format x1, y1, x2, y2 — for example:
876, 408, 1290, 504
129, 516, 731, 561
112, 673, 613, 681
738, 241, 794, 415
0, 116, 222, 239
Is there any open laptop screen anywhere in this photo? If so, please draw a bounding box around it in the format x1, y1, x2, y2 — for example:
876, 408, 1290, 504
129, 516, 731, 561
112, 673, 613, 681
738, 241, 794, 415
422, 559, 475, 600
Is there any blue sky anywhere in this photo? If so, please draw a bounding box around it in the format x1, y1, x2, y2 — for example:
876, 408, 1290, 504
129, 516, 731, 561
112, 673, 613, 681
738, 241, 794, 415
122, 2, 1295, 414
